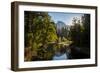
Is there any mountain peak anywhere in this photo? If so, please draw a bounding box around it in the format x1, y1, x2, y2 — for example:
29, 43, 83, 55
56, 21, 66, 29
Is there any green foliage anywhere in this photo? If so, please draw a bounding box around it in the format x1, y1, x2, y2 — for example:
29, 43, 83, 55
70, 19, 82, 46
24, 11, 58, 61
70, 15, 90, 48
61, 27, 70, 39
81, 14, 90, 47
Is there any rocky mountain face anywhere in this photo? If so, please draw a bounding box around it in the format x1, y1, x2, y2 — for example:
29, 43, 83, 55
56, 21, 66, 30
55, 21, 70, 33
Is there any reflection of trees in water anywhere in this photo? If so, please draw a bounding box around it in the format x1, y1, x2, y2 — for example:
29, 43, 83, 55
25, 41, 90, 61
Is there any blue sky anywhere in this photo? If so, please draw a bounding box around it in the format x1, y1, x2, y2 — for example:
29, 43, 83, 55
48, 12, 84, 25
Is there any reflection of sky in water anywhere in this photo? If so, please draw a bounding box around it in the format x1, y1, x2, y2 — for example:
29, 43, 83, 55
53, 53, 68, 60
48, 12, 84, 25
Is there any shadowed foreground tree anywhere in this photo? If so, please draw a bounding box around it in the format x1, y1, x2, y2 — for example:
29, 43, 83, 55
81, 14, 90, 48
24, 11, 58, 61
70, 14, 90, 48
70, 17, 83, 46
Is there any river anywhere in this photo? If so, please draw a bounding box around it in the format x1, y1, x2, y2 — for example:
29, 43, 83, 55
53, 52, 68, 60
